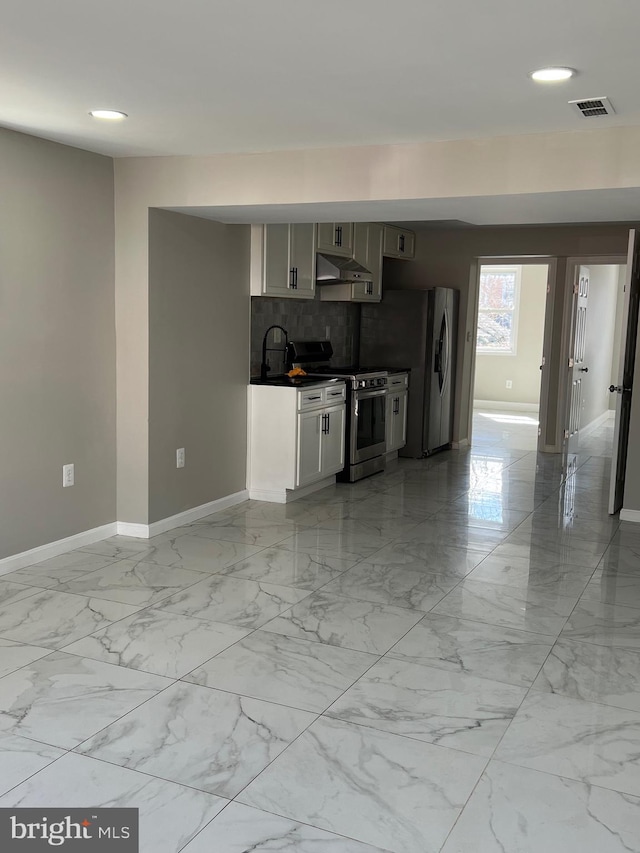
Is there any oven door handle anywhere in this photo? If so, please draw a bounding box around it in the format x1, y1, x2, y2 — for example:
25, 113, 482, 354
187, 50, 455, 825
354, 389, 387, 399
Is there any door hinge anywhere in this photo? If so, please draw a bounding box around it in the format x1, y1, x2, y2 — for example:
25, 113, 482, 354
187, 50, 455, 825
573, 282, 579, 295
564, 429, 570, 439
568, 357, 574, 368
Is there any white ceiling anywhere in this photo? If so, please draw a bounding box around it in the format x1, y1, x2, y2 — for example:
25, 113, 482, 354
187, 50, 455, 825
172, 188, 640, 226
2, 0, 639, 158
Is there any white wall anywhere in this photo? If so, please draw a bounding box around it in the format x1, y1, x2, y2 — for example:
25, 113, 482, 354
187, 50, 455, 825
582, 265, 622, 428
474, 264, 547, 406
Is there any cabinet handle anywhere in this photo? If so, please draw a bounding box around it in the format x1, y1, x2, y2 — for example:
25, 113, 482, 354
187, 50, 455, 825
366, 282, 373, 295
321, 413, 329, 434
399, 234, 405, 253
328, 391, 343, 397
306, 395, 321, 401
289, 267, 298, 289
335, 225, 342, 247
393, 397, 400, 414
294, 267, 298, 288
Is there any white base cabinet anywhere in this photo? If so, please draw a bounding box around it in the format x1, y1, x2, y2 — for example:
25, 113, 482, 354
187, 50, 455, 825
249, 382, 346, 501
386, 373, 409, 453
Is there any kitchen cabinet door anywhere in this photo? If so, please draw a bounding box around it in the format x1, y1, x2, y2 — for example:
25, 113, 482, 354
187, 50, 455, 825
316, 222, 354, 258
289, 223, 316, 297
297, 411, 323, 486
383, 225, 415, 259
321, 223, 381, 303
321, 404, 346, 476
263, 224, 291, 296
353, 222, 382, 301
387, 391, 408, 452
251, 224, 316, 299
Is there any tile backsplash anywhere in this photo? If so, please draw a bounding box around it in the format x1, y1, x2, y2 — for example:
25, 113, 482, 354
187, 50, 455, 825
251, 295, 359, 377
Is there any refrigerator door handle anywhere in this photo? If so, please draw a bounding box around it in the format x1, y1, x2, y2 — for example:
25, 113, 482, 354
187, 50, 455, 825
439, 308, 450, 396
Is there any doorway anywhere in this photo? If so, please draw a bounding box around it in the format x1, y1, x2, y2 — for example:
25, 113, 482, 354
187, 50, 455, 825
471, 262, 549, 453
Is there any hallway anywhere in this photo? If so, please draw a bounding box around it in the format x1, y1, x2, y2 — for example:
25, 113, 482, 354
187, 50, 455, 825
0, 412, 638, 852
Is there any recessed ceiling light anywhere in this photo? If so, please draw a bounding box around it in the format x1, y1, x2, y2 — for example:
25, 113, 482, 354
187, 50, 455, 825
89, 109, 128, 120
530, 67, 575, 82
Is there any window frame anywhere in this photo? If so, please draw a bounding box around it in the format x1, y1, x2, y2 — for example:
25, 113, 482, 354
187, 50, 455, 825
476, 265, 522, 356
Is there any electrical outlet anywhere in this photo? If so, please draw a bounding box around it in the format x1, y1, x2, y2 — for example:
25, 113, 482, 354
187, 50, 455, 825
325, 325, 330, 339
273, 328, 282, 344
506, 380, 513, 389
176, 448, 185, 468
62, 464, 74, 487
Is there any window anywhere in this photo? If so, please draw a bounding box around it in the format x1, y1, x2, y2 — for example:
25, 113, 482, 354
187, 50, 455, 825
476, 265, 521, 355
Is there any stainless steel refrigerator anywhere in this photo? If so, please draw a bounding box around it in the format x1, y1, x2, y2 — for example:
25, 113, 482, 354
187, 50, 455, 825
360, 287, 458, 457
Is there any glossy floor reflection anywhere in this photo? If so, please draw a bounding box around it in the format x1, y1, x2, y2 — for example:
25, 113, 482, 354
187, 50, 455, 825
1, 410, 639, 852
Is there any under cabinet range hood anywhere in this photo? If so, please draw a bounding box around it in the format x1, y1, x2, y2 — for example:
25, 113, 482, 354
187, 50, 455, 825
316, 252, 373, 285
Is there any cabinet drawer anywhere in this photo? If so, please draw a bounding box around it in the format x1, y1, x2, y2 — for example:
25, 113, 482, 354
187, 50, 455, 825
388, 374, 409, 389
298, 389, 326, 410
298, 383, 346, 410
325, 385, 347, 404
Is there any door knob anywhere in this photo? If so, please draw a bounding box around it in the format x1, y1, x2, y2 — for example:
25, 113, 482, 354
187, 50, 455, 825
609, 384, 631, 393
578, 367, 589, 373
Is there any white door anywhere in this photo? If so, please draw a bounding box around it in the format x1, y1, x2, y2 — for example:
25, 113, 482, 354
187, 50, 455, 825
297, 411, 322, 486
321, 405, 345, 475
567, 266, 590, 456
609, 230, 640, 513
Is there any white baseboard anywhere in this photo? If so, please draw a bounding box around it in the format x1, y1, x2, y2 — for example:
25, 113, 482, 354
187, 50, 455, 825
119, 490, 250, 539
620, 509, 640, 523
0, 490, 251, 572
474, 400, 539, 412
580, 409, 615, 438
249, 476, 336, 504
452, 438, 470, 449
0, 523, 118, 576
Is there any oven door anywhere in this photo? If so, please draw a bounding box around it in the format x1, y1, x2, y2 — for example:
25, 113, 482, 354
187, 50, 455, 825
351, 388, 387, 464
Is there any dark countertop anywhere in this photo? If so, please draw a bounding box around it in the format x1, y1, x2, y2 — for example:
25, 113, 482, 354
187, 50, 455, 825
250, 375, 344, 388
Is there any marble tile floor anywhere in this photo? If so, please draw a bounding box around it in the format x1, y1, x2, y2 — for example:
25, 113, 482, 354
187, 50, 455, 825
1, 409, 640, 851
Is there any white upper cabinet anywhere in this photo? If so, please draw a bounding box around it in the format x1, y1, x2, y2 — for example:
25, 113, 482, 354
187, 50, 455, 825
353, 222, 383, 301
383, 225, 415, 259
316, 222, 354, 258
319, 222, 383, 303
250, 223, 316, 298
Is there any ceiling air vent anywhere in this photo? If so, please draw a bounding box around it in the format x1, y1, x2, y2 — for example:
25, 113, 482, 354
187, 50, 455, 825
569, 97, 615, 118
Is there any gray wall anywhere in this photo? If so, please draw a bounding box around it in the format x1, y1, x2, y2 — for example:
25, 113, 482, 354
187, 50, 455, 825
474, 264, 547, 405
148, 210, 250, 524
0, 128, 115, 559
583, 265, 620, 427
251, 295, 358, 378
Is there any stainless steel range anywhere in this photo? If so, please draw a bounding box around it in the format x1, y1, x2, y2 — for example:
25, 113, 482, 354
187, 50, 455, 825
286, 342, 388, 482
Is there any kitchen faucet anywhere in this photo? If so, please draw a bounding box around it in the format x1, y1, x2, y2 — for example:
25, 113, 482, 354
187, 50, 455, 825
260, 325, 289, 380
